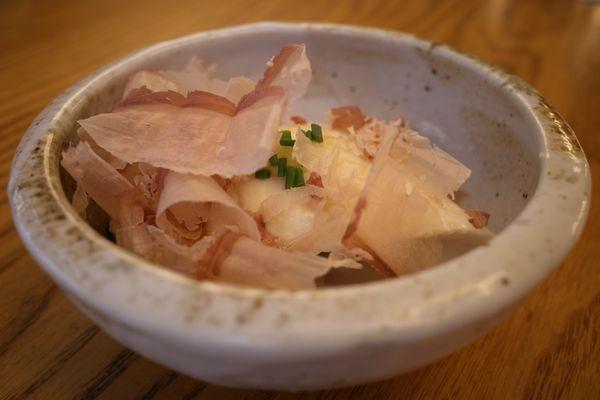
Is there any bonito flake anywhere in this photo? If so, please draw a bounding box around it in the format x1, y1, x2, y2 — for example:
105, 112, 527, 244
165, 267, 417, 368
62, 44, 491, 289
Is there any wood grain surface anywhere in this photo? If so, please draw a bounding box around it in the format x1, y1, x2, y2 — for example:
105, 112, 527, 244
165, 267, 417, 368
1, 1, 599, 399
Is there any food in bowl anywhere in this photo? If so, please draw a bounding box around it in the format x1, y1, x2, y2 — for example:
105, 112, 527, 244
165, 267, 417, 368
61, 44, 492, 289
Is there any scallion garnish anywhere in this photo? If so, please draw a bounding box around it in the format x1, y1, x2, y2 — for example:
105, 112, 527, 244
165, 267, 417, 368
285, 166, 297, 189
255, 169, 271, 179
302, 129, 313, 139
279, 130, 295, 147
277, 157, 287, 177
294, 167, 305, 187
310, 123, 323, 143
268, 154, 279, 166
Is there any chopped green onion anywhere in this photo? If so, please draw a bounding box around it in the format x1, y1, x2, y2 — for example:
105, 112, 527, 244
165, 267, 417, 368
285, 166, 297, 189
279, 130, 295, 147
294, 167, 305, 187
310, 123, 323, 143
302, 129, 313, 139
277, 157, 287, 177
255, 169, 271, 179
268, 154, 279, 166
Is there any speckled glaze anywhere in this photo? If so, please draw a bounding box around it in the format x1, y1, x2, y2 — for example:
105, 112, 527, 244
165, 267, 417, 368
8, 23, 590, 390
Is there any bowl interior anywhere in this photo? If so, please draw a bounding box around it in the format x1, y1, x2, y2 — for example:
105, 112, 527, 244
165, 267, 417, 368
65, 27, 540, 239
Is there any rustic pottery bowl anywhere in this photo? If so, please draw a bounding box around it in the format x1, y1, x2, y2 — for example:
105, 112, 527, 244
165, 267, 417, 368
8, 23, 590, 390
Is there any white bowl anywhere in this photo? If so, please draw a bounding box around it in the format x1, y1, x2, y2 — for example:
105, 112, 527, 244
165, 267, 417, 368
8, 23, 590, 390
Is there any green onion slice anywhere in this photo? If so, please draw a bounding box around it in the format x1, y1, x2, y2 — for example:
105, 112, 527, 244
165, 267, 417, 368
277, 157, 287, 177
294, 167, 305, 187
279, 130, 295, 147
255, 169, 271, 179
310, 123, 323, 143
285, 166, 297, 189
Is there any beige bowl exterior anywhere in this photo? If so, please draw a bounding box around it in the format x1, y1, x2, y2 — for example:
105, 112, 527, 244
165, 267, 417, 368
8, 23, 590, 390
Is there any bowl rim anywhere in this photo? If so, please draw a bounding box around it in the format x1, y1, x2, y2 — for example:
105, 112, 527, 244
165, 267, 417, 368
8, 22, 591, 351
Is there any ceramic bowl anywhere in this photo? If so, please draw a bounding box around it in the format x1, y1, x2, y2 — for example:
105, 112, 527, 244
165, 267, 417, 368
8, 22, 590, 390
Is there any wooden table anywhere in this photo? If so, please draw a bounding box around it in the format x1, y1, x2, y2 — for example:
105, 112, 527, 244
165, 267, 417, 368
1, 1, 598, 398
